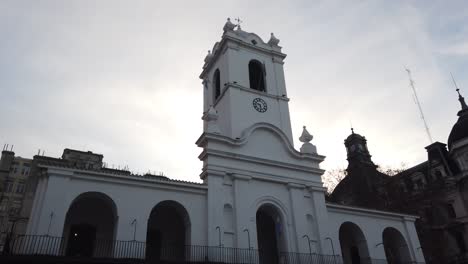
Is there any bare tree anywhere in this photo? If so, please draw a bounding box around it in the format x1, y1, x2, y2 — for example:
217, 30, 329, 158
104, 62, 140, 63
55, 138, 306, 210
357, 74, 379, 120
376, 163, 408, 176
323, 163, 408, 195
322, 168, 347, 195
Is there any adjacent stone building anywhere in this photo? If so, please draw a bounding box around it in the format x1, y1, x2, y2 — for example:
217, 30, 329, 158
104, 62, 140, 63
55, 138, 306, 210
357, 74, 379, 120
0, 148, 32, 250
330, 90, 468, 263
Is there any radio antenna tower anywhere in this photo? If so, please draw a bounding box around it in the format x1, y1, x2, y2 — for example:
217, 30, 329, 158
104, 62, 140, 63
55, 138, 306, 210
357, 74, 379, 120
405, 68, 433, 144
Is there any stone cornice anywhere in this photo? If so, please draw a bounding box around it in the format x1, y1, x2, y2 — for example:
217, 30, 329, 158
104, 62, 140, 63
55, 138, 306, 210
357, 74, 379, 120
199, 148, 324, 175
212, 82, 290, 108
200, 164, 324, 188
326, 203, 419, 221
41, 165, 207, 195
200, 35, 286, 79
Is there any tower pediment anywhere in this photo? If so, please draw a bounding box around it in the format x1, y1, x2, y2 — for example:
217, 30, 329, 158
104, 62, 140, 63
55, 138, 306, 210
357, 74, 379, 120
197, 123, 325, 179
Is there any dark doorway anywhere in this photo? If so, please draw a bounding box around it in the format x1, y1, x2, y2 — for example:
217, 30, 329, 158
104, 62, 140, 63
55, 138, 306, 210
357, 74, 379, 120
66, 224, 96, 257
382, 227, 412, 264
257, 209, 279, 264
146, 230, 162, 262
146, 201, 190, 263
63, 192, 117, 258
338, 222, 370, 264
256, 204, 286, 264
350, 246, 361, 264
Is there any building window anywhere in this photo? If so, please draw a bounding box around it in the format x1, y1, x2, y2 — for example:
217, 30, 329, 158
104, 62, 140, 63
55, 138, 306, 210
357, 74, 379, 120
414, 178, 424, 190
213, 69, 221, 100
6, 182, 13, 193
455, 232, 467, 253
448, 204, 457, 218
248, 60, 266, 92
0, 199, 9, 211
16, 183, 25, 194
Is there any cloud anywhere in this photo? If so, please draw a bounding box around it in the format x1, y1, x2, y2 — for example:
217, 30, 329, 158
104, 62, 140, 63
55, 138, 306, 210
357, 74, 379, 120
0, 0, 467, 183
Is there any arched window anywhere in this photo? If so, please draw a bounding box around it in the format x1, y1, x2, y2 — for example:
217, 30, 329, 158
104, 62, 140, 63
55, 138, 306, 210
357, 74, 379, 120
249, 60, 266, 92
213, 69, 221, 100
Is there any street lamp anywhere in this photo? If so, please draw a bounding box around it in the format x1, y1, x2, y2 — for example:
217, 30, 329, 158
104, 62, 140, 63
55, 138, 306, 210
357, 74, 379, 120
325, 237, 336, 256
131, 219, 137, 241
243, 229, 251, 249
325, 237, 338, 264
302, 235, 312, 254
215, 226, 223, 247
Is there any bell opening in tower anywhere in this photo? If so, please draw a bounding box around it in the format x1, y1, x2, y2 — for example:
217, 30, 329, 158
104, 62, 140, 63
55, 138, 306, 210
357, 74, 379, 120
249, 60, 266, 92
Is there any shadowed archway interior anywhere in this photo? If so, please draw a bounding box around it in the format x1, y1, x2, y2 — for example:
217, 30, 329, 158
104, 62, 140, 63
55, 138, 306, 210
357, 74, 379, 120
339, 222, 370, 264
63, 192, 117, 258
256, 203, 287, 264
146, 200, 191, 262
382, 227, 412, 264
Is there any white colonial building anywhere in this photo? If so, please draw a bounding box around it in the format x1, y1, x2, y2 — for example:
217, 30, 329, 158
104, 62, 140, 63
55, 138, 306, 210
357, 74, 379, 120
21, 19, 425, 264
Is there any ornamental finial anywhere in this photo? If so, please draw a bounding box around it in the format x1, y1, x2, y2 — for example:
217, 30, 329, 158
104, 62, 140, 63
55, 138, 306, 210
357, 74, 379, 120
299, 126, 313, 143
451, 73, 468, 112
223, 18, 236, 32
299, 126, 317, 154
268, 32, 280, 46
204, 50, 213, 63
202, 106, 221, 134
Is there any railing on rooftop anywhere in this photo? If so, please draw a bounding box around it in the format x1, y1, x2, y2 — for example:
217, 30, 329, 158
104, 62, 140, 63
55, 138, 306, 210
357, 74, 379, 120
2, 234, 424, 264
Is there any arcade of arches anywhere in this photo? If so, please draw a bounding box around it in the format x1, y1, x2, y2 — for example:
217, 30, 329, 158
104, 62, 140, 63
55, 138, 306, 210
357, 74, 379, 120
61, 192, 415, 263
339, 222, 412, 264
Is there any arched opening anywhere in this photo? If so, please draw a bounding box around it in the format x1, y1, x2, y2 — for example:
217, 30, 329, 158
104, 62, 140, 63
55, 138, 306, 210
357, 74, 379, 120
256, 203, 287, 264
382, 227, 412, 264
63, 192, 117, 258
339, 222, 370, 264
249, 60, 266, 92
213, 69, 221, 100
146, 200, 191, 263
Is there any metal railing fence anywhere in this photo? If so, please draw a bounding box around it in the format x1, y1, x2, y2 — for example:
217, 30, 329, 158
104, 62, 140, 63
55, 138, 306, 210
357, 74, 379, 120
2, 234, 424, 264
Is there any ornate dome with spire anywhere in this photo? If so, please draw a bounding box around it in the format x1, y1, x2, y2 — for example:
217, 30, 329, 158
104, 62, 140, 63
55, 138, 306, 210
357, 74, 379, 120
448, 88, 468, 150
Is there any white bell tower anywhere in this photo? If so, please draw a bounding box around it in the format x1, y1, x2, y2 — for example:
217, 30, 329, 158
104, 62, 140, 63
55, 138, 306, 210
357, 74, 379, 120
200, 18, 293, 143
197, 20, 326, 252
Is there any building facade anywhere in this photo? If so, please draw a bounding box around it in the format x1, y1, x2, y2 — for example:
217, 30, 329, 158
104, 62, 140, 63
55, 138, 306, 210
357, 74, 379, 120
9, 20, 424, 264
0, 148, 32, 250
330, 90, 468, 263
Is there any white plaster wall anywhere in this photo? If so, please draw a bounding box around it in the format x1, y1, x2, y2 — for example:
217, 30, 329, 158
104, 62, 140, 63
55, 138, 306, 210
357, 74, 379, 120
28, 169, 208, 248
325, 205, 426, 263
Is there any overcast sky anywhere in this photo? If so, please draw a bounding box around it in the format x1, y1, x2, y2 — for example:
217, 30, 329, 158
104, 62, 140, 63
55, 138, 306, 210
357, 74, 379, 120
0, 0, 467, 182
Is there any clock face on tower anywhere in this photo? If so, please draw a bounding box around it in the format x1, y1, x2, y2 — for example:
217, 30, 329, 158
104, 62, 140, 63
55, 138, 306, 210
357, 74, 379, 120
253, 98, 267, 113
